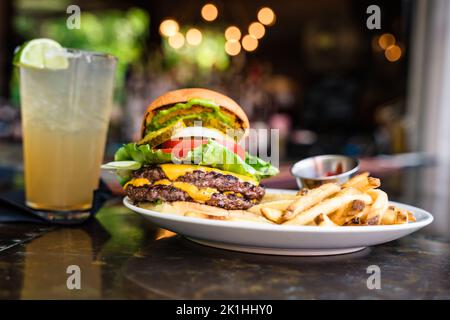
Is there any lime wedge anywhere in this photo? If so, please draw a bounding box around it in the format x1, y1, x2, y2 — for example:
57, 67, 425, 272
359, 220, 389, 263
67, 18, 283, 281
13, 38, 69, 70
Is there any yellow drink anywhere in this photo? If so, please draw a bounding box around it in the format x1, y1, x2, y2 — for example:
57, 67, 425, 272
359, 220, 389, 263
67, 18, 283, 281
20, 49, 116, 213
22, 126, 107, 211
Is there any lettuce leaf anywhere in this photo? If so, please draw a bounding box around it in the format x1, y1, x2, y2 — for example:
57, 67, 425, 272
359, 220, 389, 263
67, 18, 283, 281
245, 152, 280, 177
114, 143, 173, 163
189, 140, 279, 180
109, 139, 279, 183
110, 144, 174, 185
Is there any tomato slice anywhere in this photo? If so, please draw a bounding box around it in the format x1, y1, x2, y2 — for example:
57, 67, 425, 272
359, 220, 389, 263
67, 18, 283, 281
218, 139, 246, 160
161, 138, 207, 149
160, 139, 207, 158
160, 147, 188, 158
159, 138, 246, 160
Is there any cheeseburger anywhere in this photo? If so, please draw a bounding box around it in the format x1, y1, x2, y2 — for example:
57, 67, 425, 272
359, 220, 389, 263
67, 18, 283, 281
103, 88, 278, 212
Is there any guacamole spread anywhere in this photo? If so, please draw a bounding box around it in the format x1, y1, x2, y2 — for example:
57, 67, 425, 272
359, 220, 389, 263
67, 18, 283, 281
144, 98, 239, 136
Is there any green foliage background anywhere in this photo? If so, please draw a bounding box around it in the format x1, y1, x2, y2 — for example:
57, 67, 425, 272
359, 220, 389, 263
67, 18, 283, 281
11, 8, 150, 106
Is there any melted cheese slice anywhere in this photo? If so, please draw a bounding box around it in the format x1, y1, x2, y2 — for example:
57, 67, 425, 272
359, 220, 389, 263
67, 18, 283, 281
136, 178, 218, 203
153, 179, 171, 186
159, 164, 258, 185
172, 182, 217, 203
124, 178, 150, 188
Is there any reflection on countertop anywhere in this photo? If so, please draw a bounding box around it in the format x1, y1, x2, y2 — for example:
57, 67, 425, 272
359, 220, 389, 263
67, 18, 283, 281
0, 193, 449, 299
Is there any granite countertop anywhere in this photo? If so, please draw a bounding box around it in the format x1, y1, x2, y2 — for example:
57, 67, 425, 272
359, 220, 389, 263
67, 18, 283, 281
0, 167, 449, 299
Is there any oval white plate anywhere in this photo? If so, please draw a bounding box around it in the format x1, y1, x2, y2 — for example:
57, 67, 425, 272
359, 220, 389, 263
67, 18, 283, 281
123, 189, 433, 256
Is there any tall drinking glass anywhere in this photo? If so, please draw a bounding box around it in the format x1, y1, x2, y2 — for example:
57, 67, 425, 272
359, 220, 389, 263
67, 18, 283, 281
19, 49, 117, 222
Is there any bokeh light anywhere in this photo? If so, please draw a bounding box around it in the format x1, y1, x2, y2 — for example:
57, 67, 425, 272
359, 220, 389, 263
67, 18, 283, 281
385, 44, 402, 62
371, 35, 382, 52
242, 35, 258, 52
225, 41, 241, 56
248, 22, 265, 39
159, 19, 179, 37
186, 28, 202, 46
201, 3, 218, 22
378, 33, 395, 50
257, 7, 276, 26
168, 32, 185, 49
225, 26, 241, 42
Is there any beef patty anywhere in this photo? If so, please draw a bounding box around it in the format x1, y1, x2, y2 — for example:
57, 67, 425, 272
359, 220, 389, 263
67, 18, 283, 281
126, 166, 264, 210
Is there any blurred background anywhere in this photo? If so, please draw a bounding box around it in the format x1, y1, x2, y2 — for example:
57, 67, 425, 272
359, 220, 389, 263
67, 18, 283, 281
0, 0, 449, 233
0, 0, 412, 150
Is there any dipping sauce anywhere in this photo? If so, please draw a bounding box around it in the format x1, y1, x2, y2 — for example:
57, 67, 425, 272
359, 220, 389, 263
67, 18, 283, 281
324, 162, 343, 177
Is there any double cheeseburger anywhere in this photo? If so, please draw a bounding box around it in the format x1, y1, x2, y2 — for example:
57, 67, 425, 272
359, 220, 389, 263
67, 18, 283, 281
103, 88, 278, 212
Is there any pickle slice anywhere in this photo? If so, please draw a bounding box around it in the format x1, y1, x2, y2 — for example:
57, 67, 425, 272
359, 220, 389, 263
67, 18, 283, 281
138, 120, 185, 147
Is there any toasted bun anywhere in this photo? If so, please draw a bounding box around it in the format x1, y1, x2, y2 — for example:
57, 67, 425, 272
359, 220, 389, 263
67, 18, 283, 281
141, 88, 249, 138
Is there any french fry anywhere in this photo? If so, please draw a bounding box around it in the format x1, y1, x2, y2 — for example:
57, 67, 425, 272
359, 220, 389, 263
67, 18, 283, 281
261, 207, 283, 223
331, 199, 367, 226
283, 183, 341, 221
314, 213, 338, 226
296, 188, 309, 196
395, 209, 409, 224
342, 173, 381, 192
248, 200, 293, 215
185, 208, 273, 224
284, 188, 373, 226
407, 210, 416, 222
342, 172, 369, 189
380, 206, 397, 225
365, 189, 389, 225
177, 202, 229, 216
260, 193, 297, 202
329, 203, 351, 226
228, 210, 273, 224
344, 206, 370, 225
366, 177, 381, 190
185, 211, 228, 220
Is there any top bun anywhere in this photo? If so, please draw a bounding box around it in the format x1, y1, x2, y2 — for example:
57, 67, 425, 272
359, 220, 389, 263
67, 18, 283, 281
141, 88, 249, 138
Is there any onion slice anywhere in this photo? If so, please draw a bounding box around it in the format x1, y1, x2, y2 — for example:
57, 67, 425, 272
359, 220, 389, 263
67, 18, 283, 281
171, 126, 236, 144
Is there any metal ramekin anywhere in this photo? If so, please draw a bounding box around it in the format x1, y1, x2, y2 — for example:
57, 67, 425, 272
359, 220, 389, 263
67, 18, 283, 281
291, 155, 359, 189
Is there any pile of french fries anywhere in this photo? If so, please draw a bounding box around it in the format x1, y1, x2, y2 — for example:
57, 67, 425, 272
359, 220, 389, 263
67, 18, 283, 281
183, 172, 416, 226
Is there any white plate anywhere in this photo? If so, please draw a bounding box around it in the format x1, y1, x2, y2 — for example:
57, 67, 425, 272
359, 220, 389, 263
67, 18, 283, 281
123, 189, 433, 256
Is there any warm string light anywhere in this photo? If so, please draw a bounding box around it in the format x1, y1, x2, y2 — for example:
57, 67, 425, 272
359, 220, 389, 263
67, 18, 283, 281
159, 5, 276, 56
201, 3, 218, 22
225, 7, 275, 55
159, 19, 179, 37
168, 32, 185, 49
225, 41, 241, 56
373, 33, 402, 62
257, 7, 276, 26
248, 22, 265, 39
378, 33, 395, 50
242, 34, 258, 52
225, 26, 241, 42
186, 28, 202, 46
385, 45, 402, 62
